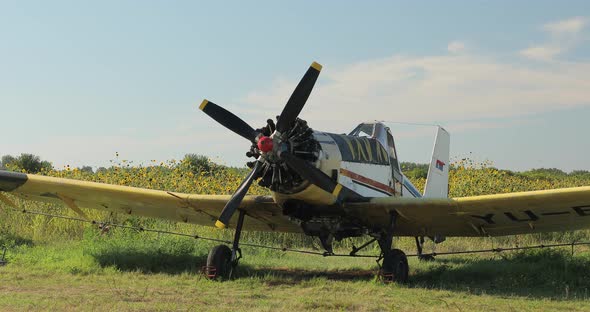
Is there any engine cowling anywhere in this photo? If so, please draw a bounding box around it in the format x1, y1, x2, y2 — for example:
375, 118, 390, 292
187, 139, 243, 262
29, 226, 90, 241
246, 118, 322, 194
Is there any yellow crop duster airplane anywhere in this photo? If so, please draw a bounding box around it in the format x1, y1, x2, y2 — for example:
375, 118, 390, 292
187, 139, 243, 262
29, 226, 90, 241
1, 62, 590, 282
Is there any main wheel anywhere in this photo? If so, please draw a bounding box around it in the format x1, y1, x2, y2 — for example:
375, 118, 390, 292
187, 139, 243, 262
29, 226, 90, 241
381, 249, 409, 283
205, 245, 232, 280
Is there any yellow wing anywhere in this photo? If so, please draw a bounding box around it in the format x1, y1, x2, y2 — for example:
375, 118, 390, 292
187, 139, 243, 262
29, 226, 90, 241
4, 170, 590, 237
344, 186, 590, 237
0, 170, 300, 233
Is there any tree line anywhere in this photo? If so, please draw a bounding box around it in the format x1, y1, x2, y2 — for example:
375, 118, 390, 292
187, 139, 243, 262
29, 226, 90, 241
1, 153, 589, 179
1, 154, 53, 173
0, 153, 222, 175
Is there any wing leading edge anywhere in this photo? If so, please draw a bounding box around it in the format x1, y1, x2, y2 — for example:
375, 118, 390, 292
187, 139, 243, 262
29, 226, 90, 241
0, 170, 300, 233
345, 186, 590, 237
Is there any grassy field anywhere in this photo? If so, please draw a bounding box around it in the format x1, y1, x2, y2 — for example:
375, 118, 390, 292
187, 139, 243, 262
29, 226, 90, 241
2, 159, 590, 310
2, 228, 590, 311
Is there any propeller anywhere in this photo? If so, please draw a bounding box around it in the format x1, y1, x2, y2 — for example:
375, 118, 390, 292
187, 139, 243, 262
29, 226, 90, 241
275, 62, 322, 134
201, 61, 360, 228
215, 161, 262, 229
199, 100, 259, 142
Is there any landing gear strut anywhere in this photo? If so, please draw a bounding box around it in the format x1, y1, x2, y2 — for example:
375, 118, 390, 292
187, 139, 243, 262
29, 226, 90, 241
415, 236, 435, 262
204, 210, 246, 280
378, 211, 409, 283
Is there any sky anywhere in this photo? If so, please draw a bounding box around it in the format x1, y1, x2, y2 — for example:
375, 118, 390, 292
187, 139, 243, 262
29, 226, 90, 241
1, 1, 589, 172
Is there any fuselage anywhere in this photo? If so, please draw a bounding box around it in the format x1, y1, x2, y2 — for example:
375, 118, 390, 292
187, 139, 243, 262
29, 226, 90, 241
272, 122, 422, 207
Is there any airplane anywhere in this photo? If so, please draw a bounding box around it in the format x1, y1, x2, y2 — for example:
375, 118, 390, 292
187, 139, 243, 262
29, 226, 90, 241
1, 61, 590, 283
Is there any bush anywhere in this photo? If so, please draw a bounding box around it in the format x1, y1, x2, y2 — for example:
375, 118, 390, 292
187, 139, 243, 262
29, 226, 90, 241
1, 153, 52, 173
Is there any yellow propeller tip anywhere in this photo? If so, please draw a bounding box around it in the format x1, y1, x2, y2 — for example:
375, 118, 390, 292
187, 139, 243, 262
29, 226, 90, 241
331, 184, 343, 197
215, 220, 226, 229
311, 61, 322, 71
199, 99, 209, 111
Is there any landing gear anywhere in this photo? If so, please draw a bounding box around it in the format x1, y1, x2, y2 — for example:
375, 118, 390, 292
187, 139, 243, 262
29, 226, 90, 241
204, 210, 246, 280
415, 236, 436, 262
319, 232, 334, 255
205, 245, 232, 279
381, 249, 409, 283
377, 211, 409, 283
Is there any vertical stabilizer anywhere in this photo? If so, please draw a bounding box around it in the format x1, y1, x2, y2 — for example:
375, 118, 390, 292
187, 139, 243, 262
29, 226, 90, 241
423, 127, 450, 198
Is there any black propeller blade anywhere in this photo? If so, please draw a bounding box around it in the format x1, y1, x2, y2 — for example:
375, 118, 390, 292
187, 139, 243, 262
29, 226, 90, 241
215, 161, 262, 229
275, 62, 322, 134
199, 100, 259, 142
280, 152, 364, 202
280, 152, 340, 196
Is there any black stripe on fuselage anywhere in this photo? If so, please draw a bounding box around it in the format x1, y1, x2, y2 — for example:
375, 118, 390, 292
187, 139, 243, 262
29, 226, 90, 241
0, 170, 28, 192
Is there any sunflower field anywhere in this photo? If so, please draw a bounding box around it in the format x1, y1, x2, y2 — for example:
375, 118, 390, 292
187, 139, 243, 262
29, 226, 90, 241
2, 155, 590, 252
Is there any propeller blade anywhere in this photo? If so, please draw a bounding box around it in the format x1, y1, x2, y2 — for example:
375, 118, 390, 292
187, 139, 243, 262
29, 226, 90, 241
275, 62, 322, 134
280, 152, 343, 197
281, 152, 365, 201
215, 161, 262, 229
199, 99, 258, 142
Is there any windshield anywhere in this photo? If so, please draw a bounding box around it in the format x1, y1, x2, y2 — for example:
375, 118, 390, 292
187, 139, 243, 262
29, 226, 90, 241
348, 123, 375, 138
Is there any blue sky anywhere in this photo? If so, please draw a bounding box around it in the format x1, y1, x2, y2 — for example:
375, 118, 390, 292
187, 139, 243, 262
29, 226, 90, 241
1, 1, 589, 172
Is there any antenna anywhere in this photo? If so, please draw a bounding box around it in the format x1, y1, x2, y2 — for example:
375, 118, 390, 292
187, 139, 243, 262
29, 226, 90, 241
378, 120, 442, 128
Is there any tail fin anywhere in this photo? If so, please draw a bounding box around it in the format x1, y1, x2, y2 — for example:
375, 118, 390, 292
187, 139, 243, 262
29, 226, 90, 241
423, 127, 450, 198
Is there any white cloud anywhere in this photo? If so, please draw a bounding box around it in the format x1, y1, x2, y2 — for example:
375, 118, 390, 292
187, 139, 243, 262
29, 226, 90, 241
520, 16, 587, 61
242, 54, 590, 130
543, 16, 587, 35
447, 41, 466, 53
519, 46, 562, 61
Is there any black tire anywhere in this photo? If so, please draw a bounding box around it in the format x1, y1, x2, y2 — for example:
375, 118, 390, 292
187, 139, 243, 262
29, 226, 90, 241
205, 245, 232, 280
382, 249, 409, 283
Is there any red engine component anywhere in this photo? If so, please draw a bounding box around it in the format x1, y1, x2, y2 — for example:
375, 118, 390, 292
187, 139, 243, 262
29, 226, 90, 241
257, 136, 274, 153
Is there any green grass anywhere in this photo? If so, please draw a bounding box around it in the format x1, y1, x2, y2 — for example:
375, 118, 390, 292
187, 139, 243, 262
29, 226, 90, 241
2, 227, 590, 311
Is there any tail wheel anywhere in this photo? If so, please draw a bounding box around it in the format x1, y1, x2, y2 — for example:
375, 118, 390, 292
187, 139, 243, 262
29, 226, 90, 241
205, 245, 232, 280
381, 249, 409, 283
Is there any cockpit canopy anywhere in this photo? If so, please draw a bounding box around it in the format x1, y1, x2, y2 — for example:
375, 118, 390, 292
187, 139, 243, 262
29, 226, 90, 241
349, 122, 401, 172
349, 123, 375, 138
